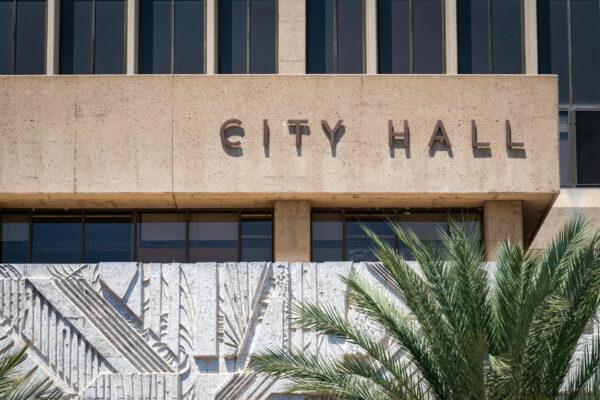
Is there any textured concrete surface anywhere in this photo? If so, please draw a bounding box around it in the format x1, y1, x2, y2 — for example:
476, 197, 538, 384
530, 188, 600, 250
484, 200, 524, 260
274, 200, 311, 261
0, 262, 399, 400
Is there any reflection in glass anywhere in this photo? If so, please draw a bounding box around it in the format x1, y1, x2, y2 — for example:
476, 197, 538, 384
345, 218, 394, 262
85, 215, 132, 262
558, 112, 571, 187
0, 0, 13, 74
60, 0, 93, 74
378, 0, 410, 73
174, 0, 205, 73
571, 0, 600, 104
491, 0, 522, 73
32, 216, 81, 263
15, 0, 46, 74
336, 0, 363, 73
94, 0, 125, 73
312, 213, 343, 262
458, 0, 490, 73
249, 0, 276, 73
139, 0, 172, 73
241, 218, 272, 262
1, 214, 29, 263
189, 213, 238, 262
219, 0, 247, 73
412, 0, 443, 73
398, 219, 447, 260
137, 213, 186, 262
576, 112, 600, 185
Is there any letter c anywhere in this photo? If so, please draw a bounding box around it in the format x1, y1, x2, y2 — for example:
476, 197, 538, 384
220, 119, 243, 148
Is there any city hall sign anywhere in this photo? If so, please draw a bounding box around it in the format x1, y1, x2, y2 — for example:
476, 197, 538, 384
219, 118, 525, 155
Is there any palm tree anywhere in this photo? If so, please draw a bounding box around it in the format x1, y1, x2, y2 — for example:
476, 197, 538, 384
250, 218, 600, 400
0, 339, 61, 400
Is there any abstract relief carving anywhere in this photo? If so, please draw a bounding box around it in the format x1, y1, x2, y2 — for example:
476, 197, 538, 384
0, 262, 371, 400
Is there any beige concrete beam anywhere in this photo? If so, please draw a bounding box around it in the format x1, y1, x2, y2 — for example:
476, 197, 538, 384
206, 0, 217, 74
523, 0, 538, 74
365, 0, 378, 74
45, 0, 60, 75
274, 200, 311, 262
126, 0, 139, 74
444, 0, 458, 74
484, 200, 523, 260
277, 0, 305, 74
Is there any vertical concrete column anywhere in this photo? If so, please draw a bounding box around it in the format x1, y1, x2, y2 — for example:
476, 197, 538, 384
206, 0, 217, 74
484, 201, 523, 260
274, 200, 311, 262
126, 0, 139, 74
365, 0, 377, 74
444, 0, 458, 74
523, 0, 538, 74
46, 0, 59, 75
278, 0, 306, 74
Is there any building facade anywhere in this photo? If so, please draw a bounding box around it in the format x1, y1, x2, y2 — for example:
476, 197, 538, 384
0, 0, 598, 399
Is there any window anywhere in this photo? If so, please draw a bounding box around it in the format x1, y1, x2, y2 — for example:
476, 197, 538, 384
240, 215, 273, 262
0, 0, 46, 75
189, 213, 238, 262
1, 214, 30, 263
84, 214, 133, 262
218, 0, 277, 73
458, 0, 523, 74
137, 213, 186, 262
538, 0, 600, 105
378, 0, 444, 73
575, 111, 600, 185
60, 0, 125, 74
311, 210, 480, 262
307, 0, 364, 73
32, 215, 82, 263
139, 0, 205, 74
558, 111, 572, 187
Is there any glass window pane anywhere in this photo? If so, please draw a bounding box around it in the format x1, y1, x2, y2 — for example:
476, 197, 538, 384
0, 0, 14, 74
60, 0, 93, 74
2, 214, 29, 263
458, 0, 489, 73
219, 0, 247, 73
413, 0, 443, 73
15, 0, 46, 75
84, 215, 132, 262
345, 218, 394, 262
377, 0, 409, 73
398, 219, 446, 260
249, 0, 276, 73
137, 213, 186, 263
95, 0, 125, 73
336, 0, 363, 73
174, 0, 204, 73
576, 111, 600, 185
491, 0, 522, 73
307, 0, 334, 73
189, 213, 238, 262
32, 216, 81, 263
241, 217, 272, 262
558, 111, 571, 187
571, 0, 600, 104
312, 213, 343, 262
139, 0, 172, 74
537, 0, 569, 104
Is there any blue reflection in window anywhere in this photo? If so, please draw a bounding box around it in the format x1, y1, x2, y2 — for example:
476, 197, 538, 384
0, 0, 15, 74
85, 217, 132, 262
15, 0, 46, 74
398, 220, 447, 260
345, 219, 394, 262
312, 213, 343, 262
95, 0, 125, 73
241, 219, 272, 262
307, 0, 335, 73
137, 213, 186, 263
189, 213, 238, 262
1, 215, 29, 263
139, 0, 172, 73
60, 0, 93, 74
32, 218, 81, 263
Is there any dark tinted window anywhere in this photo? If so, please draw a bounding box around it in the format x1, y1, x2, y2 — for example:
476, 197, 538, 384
571, 0, 600, 104
311, 213, 343, 262
32, 216, 81, 263
307, 0, 363, 73
84, 215, 132, 262
1, 214, 30, 263
137, 213, 186, 262
139, 0, 172, 73
240, 218, 272, 262
60, 0, 93, 74
174, 0, 204, 73
459, 0, 522, 73
219, 0, 276, 73
398, 219, 446, 260
458, 0, 489, 73
346, 218, 395, 262
0, 0, 14, 74
378, 0, 410, 73
15, 0, 46, 74
491, 0, 522, 73
576, 112, 600, 185
189, 213, 238, 262
412, 0, 443, 73
537, 0, 569, 104
249, 0, 276, 73
558, 112, 572, 187
94, 0, 125, 73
